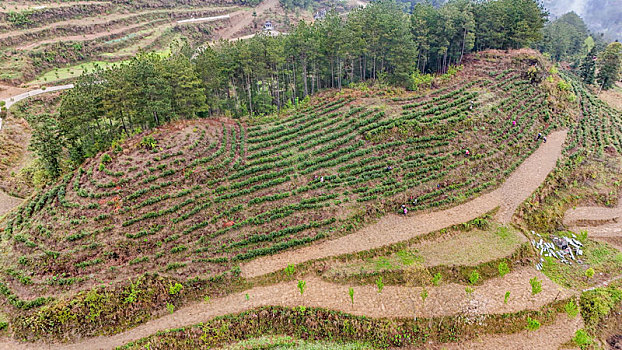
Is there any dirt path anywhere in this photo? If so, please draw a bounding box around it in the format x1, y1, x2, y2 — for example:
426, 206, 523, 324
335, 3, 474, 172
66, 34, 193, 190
242, 130, 568, 278
0, 6, 234, 43
431, 311, 583, 350
0, 189, 22, 218
0, 267, 571, 350
564, 198, 622, 250
0, 84, 74, 131
212, 0, 279, 40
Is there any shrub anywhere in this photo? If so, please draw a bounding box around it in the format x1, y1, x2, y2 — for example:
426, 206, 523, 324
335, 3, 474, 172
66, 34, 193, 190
432, 273, 442, 286
376, 276, 384, 293
585, 267, 595, 280
526, 317, 540, 331
530, 276, 542, 295
168, 283, 183, 295
573, 329, 592, 348
565, 300, 579, 318
140, 135, 158, 149
498, 262, 510, 277
284, 264, 295, 277
297, 280, 306, 296
100, 154, 112, 164
468, 270, 480, 285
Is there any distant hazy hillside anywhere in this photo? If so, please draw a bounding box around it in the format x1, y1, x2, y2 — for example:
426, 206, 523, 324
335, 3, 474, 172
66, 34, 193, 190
541, 0, 622, 40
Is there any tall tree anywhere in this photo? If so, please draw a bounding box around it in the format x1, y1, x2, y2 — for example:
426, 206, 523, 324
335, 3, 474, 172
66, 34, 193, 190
579, 47, 597, 85
596, 42, 622, 91
28, 113, 64, 179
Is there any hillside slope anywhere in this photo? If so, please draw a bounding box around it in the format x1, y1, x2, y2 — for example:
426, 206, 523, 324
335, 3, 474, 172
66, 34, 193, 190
0, 50, 561, 300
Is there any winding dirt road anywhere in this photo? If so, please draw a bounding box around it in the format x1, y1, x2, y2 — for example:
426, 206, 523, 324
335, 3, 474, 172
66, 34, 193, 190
242, 130, 568, 278
0, 267, 571, 350
0, 129, 570, 350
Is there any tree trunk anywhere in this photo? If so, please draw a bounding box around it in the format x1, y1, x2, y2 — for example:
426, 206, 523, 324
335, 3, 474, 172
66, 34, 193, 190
302, 58, 309, 97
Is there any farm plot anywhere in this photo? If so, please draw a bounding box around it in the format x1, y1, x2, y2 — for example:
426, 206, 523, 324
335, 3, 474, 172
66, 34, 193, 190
0, 59, 560, 302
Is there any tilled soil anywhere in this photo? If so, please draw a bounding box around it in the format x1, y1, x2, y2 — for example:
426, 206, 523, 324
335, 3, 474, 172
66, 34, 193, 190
241, 130, 568, 278
0, 267, 571, 350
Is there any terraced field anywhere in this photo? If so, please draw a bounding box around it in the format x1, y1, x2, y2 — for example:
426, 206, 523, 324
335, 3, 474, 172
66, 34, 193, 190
0, 46, 620, 349
1, 53, 559, 302
0, 0, 290, 85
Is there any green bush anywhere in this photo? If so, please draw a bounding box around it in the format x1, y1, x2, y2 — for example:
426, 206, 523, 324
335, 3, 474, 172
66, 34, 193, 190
468, 270, 480, 285
565, 300, 579, 318
498, 262, 510, 277
572, 329, 592, 349
168, 283, 183, 295
100, 154, 112, 164
526, 317, 540, 331
530, 276, 542, 295
580, 286, 622, 327
432, 273, 442, 286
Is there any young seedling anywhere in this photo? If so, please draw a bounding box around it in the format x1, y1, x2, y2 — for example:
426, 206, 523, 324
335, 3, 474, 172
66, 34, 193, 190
420, 288, 428, 305
468, 270, 480, 285
498, 261, 510, 277
526, 317, 540, 331
203, 295, 211, 303
376, 276, 384, 293
585, 267, 595, 281
504, 291, 510, 304
245, 293, 249, 301
530, 276, 542, 295
465, 286, 474, 298
285, 263, 295, 277
166, 302, 175, 314
348, 287, 354, 308
565, 300, 579, 318
432, 273, 442, 286
297, 280, 306, 296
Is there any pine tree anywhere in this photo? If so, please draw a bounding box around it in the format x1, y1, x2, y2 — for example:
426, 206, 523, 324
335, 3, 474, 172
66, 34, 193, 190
28, 113, 64, 179
596, 42, 622, 92
579, 47, 597, 85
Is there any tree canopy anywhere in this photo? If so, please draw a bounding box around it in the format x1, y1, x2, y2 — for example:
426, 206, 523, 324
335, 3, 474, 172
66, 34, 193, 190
56, 0, 549, 171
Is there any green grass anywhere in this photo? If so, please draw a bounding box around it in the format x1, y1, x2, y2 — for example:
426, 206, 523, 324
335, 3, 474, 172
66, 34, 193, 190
411, 224, 525, 267
325, 223, 525, 277
100, 28, 176, 58
0, 53, 27, 80
542, 238, 622, 289
222, 335, 376, 350
28, 61, 121, 85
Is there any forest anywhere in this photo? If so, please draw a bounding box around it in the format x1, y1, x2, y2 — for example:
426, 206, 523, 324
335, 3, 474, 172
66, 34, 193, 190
48, 0, 618, 178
